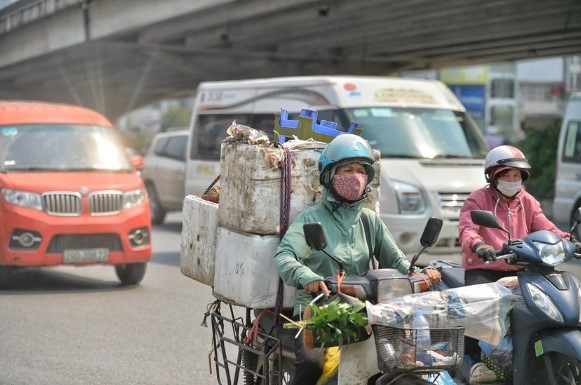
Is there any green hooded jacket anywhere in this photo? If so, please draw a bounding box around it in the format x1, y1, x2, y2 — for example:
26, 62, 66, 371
274, 188, 412, 316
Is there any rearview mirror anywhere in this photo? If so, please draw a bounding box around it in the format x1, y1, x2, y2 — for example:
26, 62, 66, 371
420, 217, 443, 247
571, 207, 581, 236
471, 210, 504, 230
303, 222, 327, 251
574, 208, 581, 225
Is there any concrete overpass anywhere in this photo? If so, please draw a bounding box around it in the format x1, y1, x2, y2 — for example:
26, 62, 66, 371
0, 0, 580, 120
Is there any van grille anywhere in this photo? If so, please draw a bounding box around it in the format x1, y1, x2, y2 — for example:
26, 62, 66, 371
42, 193, 82, 215
89, 191, 123, 215
47, 234, 122, 253
42, 191, 123, 216
434, 192, 470, 220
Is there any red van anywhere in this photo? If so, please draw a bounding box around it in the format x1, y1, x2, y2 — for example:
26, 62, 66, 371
0, 101, 152, 287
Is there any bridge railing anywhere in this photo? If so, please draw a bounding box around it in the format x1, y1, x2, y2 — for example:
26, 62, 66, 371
0, 0, 80, 35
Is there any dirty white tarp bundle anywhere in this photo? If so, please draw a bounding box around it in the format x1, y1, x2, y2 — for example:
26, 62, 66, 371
181, 121, 381, 309
366, 282, 522, 345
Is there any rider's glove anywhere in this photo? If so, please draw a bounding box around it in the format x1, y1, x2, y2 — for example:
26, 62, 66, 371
473, 242, 496, 262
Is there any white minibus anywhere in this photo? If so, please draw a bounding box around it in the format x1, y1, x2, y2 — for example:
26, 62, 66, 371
553, 92, 581, 238
184, 76, 488, 253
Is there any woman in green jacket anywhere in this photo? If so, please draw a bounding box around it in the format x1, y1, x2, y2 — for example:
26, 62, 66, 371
273, 133, 441, 385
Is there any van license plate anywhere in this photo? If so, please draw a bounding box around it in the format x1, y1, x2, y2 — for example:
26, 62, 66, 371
64, 248, 109, 263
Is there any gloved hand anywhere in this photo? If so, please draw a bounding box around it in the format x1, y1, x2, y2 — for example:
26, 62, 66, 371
473, 242, 497, 262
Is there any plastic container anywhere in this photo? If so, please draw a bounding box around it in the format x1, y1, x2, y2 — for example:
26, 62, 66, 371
274, 108, 362, 144
411, 310, 432, 365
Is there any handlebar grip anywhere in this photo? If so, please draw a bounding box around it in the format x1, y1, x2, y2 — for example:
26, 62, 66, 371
485, 252, 514, 264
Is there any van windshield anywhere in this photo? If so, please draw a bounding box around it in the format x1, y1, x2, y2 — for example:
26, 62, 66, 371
345, 107, 488, 159
0, 124, 133, 172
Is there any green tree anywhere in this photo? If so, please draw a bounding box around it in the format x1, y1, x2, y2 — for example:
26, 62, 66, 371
160, 106, 191, 132
518, 120, 561, 200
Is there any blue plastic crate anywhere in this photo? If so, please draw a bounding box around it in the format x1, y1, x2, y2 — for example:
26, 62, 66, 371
274, 108, 361, 143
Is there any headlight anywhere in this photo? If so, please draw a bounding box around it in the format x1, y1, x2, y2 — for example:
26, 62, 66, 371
527, 282, 563, 323
393, 181, 425, 214
122, 189, 147, 210
377, 278, 413, 303
533, 241, 566, 266
2, 188, 42, 211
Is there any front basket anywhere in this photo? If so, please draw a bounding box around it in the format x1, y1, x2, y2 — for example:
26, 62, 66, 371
372, 325, 464, 373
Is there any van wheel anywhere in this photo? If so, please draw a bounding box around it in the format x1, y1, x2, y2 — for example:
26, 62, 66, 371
146, 183, 166, 225
115, 263, 147, 285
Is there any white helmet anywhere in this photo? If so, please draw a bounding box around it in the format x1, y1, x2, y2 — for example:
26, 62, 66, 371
484, 145, 531, 182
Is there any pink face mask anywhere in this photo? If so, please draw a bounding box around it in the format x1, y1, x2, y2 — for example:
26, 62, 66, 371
331, 173, 368, 201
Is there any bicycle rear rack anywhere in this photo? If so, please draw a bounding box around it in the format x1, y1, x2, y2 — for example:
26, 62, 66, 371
210, 306, 283, 385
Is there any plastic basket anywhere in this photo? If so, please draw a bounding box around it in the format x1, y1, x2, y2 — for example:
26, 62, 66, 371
372, 325, 465, 373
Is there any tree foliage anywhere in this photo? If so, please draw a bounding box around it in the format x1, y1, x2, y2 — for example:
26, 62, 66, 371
517, 120, 562, 200
160, 106, 191, 132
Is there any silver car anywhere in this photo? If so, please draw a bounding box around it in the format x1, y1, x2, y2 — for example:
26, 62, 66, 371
142, 130, 189, 224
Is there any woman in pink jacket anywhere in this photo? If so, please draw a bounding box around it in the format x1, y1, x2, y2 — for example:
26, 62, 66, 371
459, 145, 579, 285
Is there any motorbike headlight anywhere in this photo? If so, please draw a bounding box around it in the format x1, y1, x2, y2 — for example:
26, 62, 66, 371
533, 241, 566, 266
2, 188, 42, 211
527, 282, 563, 323
393, 181, 425, 214
376, 278, 413, 303
123, 189, 147, 210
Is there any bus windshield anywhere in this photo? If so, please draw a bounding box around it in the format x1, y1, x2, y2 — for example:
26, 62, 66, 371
345, 107, 489, 159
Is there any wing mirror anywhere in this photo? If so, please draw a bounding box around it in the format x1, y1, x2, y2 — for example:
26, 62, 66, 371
409, 217, 443, 272
303, 222, 344, 274
471, 210, 510, 237
571, 207, 581, 235
303, 222, 327, 251
420, 217, 443, 247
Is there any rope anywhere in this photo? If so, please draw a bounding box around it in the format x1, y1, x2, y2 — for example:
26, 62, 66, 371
335, 270, 345, 294
274, 144, 292, 325
246, 309, 269, 345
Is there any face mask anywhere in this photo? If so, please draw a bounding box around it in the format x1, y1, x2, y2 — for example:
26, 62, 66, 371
331, 173, 368, 201
496, 180, 522, 197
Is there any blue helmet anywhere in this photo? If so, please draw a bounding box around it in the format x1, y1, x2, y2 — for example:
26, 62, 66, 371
318, 134, 376, 186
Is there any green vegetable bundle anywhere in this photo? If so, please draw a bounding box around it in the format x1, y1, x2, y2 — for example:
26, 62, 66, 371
283, 295, 369, 348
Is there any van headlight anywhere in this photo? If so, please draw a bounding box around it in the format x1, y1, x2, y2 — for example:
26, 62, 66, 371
393, 181, 425, 214
527, 282, 563, 323
2, 188, 43, 211
123, 189, 147, 210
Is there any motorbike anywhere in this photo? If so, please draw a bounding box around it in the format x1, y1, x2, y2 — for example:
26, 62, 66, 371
207, 217, 465, 385
433, 207, 581, 385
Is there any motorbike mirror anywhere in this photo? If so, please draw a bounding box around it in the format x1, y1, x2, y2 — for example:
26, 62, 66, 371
420, 217, 443, 247
471, 210, 510, 237
409, 217, 443, 273
571, 207, 581, 236
575, 208, 581, 223
303, 222, 327, 251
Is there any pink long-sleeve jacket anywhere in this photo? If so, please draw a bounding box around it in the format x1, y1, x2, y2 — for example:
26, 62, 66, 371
459, 185, 569, 272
